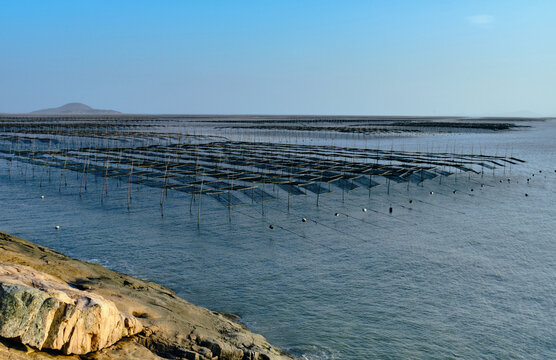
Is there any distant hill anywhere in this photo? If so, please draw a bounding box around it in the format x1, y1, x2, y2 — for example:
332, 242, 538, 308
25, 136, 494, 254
30, 103, 121, 115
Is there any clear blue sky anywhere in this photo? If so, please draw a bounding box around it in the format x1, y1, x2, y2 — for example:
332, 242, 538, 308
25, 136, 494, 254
1, 0, 555, 115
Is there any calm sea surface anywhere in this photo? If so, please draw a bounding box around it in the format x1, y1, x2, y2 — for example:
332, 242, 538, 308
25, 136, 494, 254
1, 120, 555, 359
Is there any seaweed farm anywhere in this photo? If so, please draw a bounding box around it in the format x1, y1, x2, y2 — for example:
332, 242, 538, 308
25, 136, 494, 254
0, 115, 525, 220
1, 115, 555, 360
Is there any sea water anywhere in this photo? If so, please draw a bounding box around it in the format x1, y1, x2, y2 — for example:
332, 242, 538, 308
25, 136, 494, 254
0, 120, 554, 359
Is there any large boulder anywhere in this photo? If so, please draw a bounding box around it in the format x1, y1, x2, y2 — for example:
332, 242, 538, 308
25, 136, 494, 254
0, 263, 142, 355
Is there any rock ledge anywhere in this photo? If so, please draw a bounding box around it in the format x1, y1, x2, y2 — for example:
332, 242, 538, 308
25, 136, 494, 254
0, 231, 296, 360
0, 264, 142, 354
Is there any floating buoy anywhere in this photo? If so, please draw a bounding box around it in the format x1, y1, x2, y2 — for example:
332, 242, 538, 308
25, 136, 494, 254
389, 207, 393, 213
527, 178, 530, 182
539, 170, 542, 173
508, 178, 511, 182
55, 226, 60, 230
471, 188, 474, 192
269, 224, 274, 229
525, 193, 529, 197
334, 213, 340, 217
362, 208, 367, 212
302, 218, 307, 222
453, 190, 457, 194
481, 184, 485, 188
429, 191, 434, 195
41, 195, 45, 199
499, 180, 502, 183
409, 199, 413, 204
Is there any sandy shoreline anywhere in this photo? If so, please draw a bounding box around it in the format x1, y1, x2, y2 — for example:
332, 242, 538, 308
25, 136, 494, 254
0, 230, 296, 360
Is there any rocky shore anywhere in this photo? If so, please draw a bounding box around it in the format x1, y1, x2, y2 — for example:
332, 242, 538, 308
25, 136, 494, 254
0, 231, 296, 360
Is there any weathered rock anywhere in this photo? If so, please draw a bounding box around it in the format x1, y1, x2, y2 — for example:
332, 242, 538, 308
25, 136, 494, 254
0, 264, 142, 355
84, 339, 166, 360
0, 231, 297, 360
199, 339, 244, 360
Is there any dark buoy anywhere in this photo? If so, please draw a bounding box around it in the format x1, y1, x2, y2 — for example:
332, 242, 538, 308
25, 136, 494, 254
362, 208, 367, 212
409, 199, 413, 204
302, 218, 307, 222
499, 180, 502, 183
55, 226, 60, 230
269, 224, 274, 229
334, 213, 340, 217
453, 190, 457, 194
471, 188, 474, 192
481, 184, 485, 188
539, 170, 542, 173
429, 191, 434, 195
525, 193, 529, 197
389, 207, 393, 213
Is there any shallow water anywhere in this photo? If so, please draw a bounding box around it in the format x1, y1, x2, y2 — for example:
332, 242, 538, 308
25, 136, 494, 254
1, 120, 555, 359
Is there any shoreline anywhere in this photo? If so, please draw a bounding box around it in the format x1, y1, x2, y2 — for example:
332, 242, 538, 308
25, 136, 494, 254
0, 230, 296, 360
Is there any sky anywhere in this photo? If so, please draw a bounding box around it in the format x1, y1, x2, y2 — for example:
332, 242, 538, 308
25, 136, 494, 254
1, 0, 555, 115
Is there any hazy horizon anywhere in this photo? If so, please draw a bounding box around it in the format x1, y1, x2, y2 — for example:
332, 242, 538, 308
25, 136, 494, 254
1, 102, 551, 118
1, 1, 555, 116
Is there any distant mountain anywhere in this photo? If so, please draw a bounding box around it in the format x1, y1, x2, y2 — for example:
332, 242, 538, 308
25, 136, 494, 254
30, 102, 121, 115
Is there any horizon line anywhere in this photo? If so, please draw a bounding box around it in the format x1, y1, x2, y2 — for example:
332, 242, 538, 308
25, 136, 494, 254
1, 112, 553, 119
